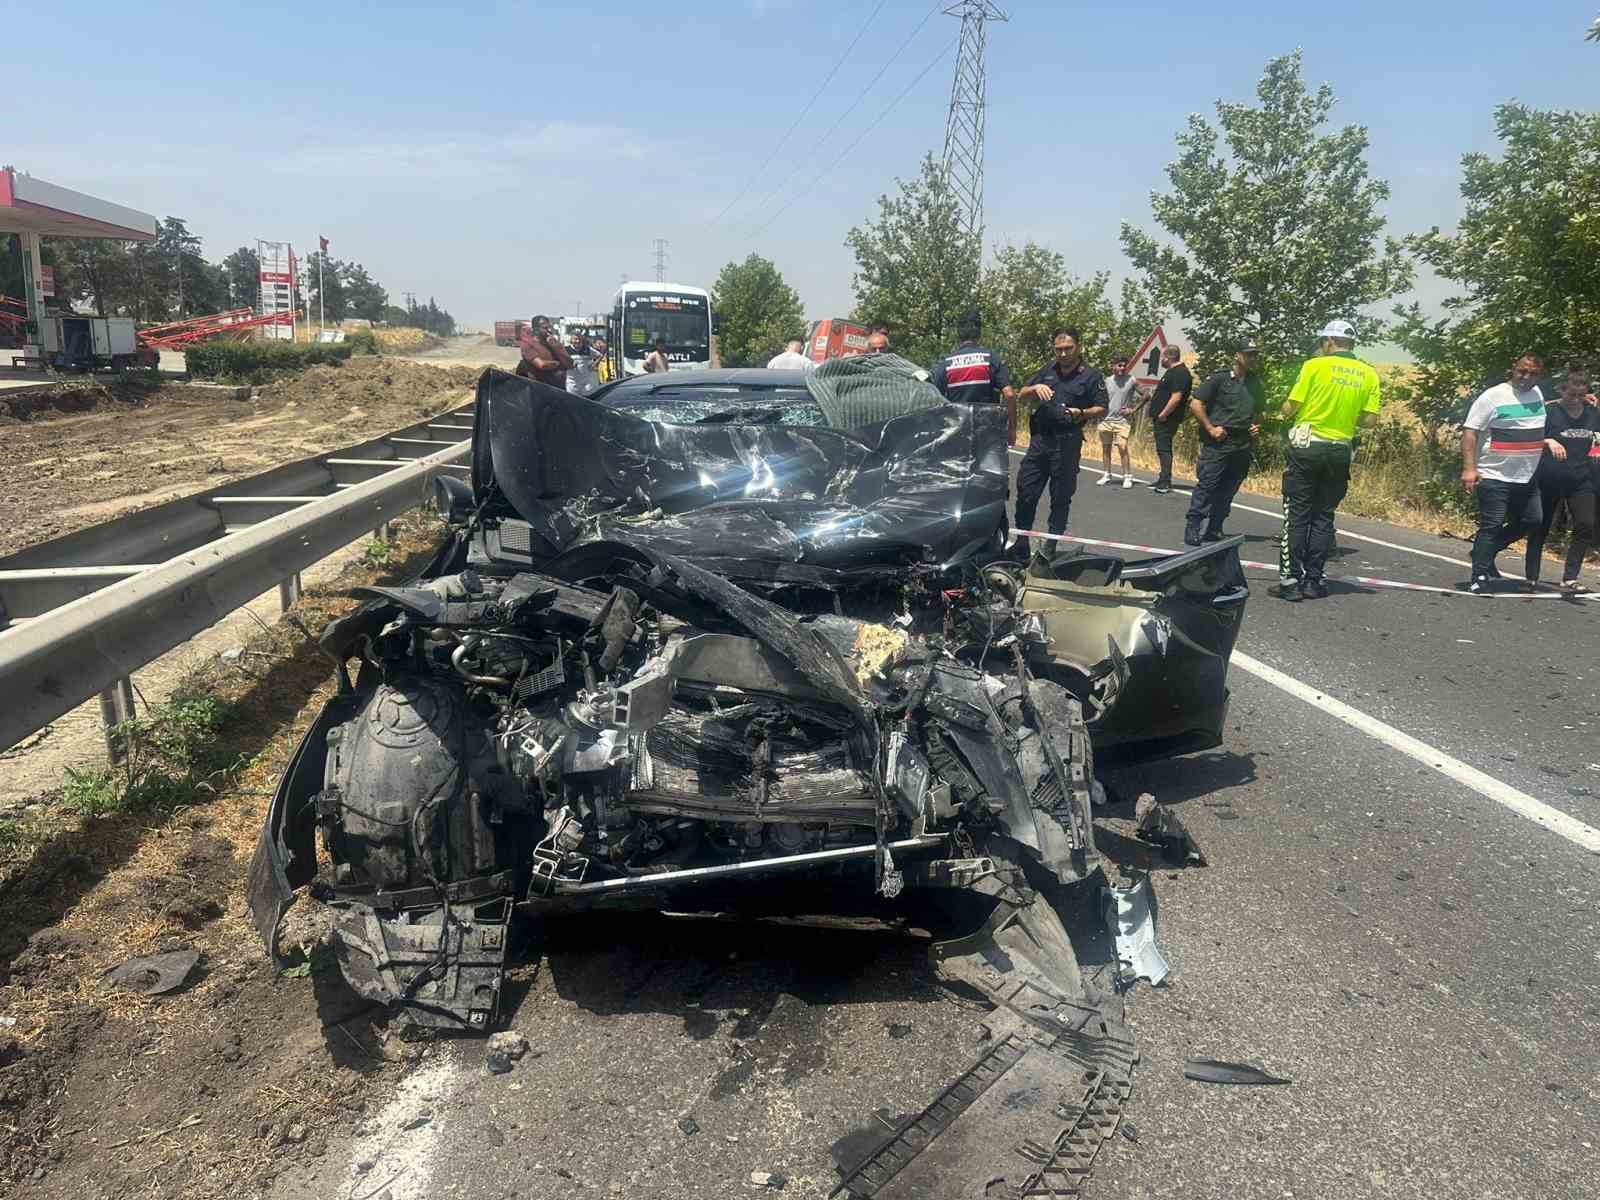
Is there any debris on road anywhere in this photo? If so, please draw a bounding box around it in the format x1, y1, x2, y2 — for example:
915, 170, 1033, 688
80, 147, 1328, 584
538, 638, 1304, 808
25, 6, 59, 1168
749, 1169, 788, 1188
1183, 1059, 1292, 1086
487, 1030, 528, 1060
1134, 793, 1207, 866
677, 1116, 700, 1137
102, 947, 200, 996
1106, 877, 1171, 987
485, 1050, 512, 1075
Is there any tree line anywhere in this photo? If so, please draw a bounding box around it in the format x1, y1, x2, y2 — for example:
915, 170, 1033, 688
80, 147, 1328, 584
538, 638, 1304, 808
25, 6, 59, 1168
713, 47, 1596, 440
1, 220, 456, 335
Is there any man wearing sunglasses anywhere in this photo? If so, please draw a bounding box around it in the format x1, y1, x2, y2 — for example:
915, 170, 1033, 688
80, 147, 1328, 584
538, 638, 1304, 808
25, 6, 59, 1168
1012, 327, 1107, 560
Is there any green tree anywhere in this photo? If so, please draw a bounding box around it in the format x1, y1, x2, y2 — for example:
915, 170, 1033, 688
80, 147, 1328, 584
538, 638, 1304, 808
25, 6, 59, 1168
846, 154, 980, 367
220, 246, 260, 311
1120, 51, 1411, 374
154, 217, 224, 319
710, 253, 805, 367
977, 242, 1160, 380
341, 262, 388, 322
1394, 103, 1600, 431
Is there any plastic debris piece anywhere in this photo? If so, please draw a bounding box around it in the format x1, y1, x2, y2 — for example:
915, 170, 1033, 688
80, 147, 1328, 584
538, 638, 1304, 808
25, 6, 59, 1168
103, 948, 200, 996
677, 1116, 700, 1137
486, 1050, 512, 1074
1105, 877, 1170, 987
1134, 794, 1207, 866
1183, 1058, 1291, 1086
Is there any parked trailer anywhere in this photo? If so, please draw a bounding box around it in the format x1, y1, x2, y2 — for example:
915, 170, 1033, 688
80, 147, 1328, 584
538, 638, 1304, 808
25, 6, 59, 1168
494, 320, 528, 347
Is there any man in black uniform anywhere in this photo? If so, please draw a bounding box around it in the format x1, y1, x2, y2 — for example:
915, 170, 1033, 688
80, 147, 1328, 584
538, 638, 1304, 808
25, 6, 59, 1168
1013, 327, 1108, 560
1148, 344, 1193, 494
1184, 341, 1265, 545
931, 310, 1014, 404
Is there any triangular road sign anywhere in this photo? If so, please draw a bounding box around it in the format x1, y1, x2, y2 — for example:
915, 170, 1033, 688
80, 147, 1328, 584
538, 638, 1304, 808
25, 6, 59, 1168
1129, 326, 1170, 386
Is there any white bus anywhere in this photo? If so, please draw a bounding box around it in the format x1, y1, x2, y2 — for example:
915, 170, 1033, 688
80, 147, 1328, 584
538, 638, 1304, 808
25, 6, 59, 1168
609, 281, 714, 378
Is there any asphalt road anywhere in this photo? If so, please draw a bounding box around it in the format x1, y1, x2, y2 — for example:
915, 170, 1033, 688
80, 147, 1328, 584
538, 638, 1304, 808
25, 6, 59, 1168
271, 456, 1600, 1200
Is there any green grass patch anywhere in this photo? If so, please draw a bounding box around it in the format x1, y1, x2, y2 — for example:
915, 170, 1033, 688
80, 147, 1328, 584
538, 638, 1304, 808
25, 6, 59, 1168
65, 688, 243, 821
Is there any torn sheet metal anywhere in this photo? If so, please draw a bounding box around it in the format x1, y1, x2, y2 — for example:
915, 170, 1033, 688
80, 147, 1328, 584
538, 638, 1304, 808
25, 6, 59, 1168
1184, 1058, 1292, 1086
1106, 876, 1170, 987
473, 368, 1009, 588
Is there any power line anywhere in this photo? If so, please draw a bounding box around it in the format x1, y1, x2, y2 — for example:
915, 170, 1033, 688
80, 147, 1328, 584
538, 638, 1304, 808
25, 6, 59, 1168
709, 0, 891, 227
740, 2, 947, 235
748, 35, 959, 240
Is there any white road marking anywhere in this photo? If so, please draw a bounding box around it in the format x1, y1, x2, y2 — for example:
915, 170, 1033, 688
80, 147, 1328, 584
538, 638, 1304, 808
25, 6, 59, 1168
1007, 447, 1487, 571
1230, 649, 1600, 855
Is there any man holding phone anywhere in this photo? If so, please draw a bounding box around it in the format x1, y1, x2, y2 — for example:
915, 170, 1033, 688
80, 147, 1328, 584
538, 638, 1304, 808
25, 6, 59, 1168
518, 315, 573, 390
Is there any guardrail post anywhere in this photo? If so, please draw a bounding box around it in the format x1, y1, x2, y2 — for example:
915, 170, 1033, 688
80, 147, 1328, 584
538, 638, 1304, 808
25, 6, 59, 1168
278, 573, 302, 612
99, 675, 135, 762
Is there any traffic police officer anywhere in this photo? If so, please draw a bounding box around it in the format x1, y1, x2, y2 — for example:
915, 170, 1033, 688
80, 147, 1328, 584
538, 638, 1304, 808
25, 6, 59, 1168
1013, 327, 1108, 560
1274, 320, 1381, 599
1184, 341, 1266, 546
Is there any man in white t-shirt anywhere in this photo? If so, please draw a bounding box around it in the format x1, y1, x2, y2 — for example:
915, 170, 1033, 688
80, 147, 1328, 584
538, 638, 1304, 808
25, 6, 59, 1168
766, 339, 815, 371
1461, 352, 1547, 592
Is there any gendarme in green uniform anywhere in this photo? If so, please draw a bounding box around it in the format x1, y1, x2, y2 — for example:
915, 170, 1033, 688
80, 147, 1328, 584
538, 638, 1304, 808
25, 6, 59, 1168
1286, 351, 1381, 441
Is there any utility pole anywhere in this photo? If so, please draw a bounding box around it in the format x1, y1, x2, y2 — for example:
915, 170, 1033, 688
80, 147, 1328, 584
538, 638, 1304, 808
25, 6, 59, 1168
652, 239, 669, 283
941, 2, 1008, 254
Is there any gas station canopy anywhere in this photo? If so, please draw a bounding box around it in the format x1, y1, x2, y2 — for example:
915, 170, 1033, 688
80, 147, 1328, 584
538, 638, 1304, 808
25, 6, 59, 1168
0, 168, 157, 241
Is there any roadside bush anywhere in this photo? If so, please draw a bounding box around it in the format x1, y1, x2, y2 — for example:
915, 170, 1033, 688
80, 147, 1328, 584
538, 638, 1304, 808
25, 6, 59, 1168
186, 339, 353, 380
344, 328, 378, 356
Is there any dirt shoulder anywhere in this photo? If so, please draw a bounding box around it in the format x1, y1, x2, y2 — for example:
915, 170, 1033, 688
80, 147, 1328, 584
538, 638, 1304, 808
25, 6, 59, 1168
0, 517, 449, 1199
0, 356, 478, 559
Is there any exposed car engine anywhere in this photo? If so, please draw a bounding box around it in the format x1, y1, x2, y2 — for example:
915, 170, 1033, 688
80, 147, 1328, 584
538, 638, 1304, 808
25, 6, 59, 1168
249, 358, 1245, 1032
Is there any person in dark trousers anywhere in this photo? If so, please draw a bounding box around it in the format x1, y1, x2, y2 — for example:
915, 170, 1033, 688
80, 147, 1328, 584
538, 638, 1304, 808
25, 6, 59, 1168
1184, 342, 1265, 546
1525, 365, 1600, 592
1272, 320, 1382, 600
1013, 327, 1107, 560
931, 310, 1015, 436
1461, 353, 1548, 592
1148, 345, 1192, 493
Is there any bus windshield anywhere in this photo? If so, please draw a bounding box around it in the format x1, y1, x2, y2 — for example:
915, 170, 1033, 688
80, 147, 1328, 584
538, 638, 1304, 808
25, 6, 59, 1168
622, 294, 710, 356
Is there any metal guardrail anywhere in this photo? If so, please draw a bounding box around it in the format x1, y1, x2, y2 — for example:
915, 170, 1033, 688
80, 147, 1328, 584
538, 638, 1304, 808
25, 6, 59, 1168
0, 404, 474, 756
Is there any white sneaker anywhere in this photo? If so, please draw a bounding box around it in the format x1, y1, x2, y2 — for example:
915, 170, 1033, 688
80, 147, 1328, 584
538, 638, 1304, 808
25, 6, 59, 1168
1095, 473, 1112, 486
1121, 475, 1134, 489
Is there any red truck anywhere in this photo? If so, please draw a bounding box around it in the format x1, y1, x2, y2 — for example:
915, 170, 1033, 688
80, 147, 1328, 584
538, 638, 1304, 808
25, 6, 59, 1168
494, 319, 528, 347
806, 318, 872, 364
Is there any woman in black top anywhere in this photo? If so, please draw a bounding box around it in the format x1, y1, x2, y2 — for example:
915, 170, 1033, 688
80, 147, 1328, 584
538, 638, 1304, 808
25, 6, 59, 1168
1525, 367, 1600, 591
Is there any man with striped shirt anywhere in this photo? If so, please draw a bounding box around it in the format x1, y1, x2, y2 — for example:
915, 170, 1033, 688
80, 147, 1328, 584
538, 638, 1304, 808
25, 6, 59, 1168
1461, 353, 1548, 592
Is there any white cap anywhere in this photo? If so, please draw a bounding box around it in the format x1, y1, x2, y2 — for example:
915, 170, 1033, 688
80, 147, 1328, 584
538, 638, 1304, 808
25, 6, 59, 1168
1317, 319, 1357, 340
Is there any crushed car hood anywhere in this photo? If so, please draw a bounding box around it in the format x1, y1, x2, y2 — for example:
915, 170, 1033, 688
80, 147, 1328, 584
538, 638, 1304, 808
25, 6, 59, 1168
469, 368, 1009, 585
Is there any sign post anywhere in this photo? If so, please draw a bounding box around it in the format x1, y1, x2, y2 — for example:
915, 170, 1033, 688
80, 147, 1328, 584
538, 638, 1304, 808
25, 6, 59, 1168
1128, 326, 1171, 387
257, 241, 296, 340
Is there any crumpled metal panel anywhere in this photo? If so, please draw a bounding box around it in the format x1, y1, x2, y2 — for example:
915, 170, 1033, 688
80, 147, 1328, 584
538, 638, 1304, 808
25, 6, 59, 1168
471, 368, 1008, 584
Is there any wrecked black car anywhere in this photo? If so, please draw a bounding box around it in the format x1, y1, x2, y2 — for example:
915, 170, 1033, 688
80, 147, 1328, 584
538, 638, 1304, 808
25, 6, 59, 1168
248, 353, 1247, 1037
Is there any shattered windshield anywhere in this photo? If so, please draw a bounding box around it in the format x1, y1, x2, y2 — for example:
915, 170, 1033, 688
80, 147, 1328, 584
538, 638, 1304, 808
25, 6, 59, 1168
613, 387, 825, 426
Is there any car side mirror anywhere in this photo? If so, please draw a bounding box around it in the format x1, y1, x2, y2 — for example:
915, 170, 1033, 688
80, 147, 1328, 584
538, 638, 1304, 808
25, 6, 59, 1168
431, 474, 474, 525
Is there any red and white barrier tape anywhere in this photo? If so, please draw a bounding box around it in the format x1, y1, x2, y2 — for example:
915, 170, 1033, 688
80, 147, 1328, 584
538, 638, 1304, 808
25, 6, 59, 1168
1013, 530, 1596, 601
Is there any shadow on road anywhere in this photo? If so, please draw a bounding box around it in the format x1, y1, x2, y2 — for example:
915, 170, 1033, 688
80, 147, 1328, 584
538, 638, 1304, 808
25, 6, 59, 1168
521, 905, 966, 1046
1101, 749, 1258, 807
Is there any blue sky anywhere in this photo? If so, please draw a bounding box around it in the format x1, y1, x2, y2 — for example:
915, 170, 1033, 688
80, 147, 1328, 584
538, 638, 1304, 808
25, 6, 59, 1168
10, 1, 1600, 338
